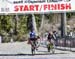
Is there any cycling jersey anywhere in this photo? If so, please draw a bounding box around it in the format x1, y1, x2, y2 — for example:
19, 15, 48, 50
30, 31, 36, 39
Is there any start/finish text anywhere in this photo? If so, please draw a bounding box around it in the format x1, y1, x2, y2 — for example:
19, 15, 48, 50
14, 3, 71, 12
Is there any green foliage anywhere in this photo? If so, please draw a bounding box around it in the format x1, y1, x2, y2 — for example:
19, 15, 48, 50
14, 15, 28, 41
0, 15, 12, 34
66, 13, 72, 18
66, 12, 75, 19
0, 15, 29, 42
45, 14, 54, 23
18, 15, 28, 34
0, 13, 74, 42
35, 14, 41, 29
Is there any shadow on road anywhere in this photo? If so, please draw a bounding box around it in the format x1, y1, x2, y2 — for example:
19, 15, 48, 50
37, 50, 47, 52
56, 48, 75, 52
0, 53, 67, 56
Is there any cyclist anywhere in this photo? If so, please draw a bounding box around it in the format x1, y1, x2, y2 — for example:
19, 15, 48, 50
47, 32, 54, 53
29, 30, 37, 55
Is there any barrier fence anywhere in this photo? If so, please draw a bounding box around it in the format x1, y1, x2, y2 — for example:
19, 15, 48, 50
57, 36, 75, 48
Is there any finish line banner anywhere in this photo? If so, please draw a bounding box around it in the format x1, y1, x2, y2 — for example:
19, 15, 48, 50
0, 0, 75, 14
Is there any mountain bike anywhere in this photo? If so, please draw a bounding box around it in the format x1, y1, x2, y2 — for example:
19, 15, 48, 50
30, 37, 39, 55
47, 40, 55, 54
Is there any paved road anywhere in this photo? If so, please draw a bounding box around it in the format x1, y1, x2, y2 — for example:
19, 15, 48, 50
0, 54, 75, 59
0, 41, 75, 59
0, 41, 73, 54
